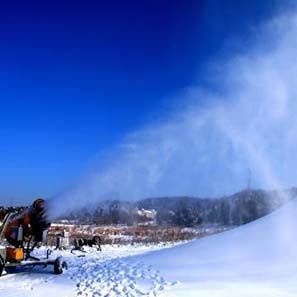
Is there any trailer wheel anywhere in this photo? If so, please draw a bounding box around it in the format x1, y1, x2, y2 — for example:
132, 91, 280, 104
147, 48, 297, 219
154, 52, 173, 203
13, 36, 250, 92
0, 255, 4, 277
54, 257, 68, 275
93, 236, 102, 251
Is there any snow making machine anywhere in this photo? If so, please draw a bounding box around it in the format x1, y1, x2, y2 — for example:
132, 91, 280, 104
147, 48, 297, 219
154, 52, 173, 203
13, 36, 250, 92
0, 199, 67, 276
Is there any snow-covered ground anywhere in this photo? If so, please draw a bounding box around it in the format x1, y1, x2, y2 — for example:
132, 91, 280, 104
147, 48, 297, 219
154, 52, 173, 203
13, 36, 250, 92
0, 243, 181, 297
1, 200, 297, 297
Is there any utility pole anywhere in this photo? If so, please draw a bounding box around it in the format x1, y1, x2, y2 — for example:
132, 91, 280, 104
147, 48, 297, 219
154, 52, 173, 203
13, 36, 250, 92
247, 168, 251, 191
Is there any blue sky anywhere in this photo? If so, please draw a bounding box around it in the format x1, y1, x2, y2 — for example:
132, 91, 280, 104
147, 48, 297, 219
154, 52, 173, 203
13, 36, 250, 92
0, 0, 285, 204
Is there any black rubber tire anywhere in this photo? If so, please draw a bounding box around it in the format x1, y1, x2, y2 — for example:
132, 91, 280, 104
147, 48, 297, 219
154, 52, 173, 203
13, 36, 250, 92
0, 255, 4, 277
54, 257, 68, 275
93, 235, 102, 250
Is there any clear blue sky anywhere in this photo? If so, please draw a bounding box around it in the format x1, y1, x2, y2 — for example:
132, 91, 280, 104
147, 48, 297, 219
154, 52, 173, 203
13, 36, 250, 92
0, 0, 284, 204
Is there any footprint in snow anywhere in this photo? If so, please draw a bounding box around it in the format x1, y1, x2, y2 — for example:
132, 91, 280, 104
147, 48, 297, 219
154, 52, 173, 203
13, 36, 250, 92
71, 259, 177, 297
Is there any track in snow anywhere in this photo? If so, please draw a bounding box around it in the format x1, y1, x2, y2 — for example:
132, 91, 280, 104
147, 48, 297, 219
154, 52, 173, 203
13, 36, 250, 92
0, 243, 181, 297
71, 258, 177, 297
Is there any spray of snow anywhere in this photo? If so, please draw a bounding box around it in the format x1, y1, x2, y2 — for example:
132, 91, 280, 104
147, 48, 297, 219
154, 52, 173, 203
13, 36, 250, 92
49, 12, 297, 218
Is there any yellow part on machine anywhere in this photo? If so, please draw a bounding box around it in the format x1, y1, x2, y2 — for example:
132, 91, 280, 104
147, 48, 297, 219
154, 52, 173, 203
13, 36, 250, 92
6, 247, 24, 261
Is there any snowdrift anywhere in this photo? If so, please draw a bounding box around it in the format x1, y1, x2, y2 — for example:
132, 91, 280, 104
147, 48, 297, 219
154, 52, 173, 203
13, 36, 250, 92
126, 199, 297, 296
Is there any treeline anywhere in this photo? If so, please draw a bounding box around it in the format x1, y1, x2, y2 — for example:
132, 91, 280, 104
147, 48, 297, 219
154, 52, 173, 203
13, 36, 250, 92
60, 188, 297, 227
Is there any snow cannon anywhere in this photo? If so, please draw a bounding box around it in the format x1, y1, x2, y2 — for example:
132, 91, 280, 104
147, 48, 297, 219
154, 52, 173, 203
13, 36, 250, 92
4, 198, 50, 248
0, 198, 67, 276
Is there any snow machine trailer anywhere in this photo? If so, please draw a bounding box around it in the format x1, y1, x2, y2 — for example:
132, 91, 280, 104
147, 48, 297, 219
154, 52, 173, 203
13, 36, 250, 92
0, 246, 67, 276
0, 199, 67, 276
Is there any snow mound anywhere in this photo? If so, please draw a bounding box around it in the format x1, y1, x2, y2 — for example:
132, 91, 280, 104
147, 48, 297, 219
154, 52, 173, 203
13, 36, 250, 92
125, 199, 297, 296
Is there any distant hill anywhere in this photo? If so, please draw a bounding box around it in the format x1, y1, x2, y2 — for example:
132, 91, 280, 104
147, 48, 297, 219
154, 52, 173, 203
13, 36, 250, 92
61, 188, 297, 227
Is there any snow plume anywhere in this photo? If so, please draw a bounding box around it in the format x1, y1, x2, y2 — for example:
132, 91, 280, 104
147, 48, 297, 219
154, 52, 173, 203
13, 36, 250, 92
49, 12, 297, 218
